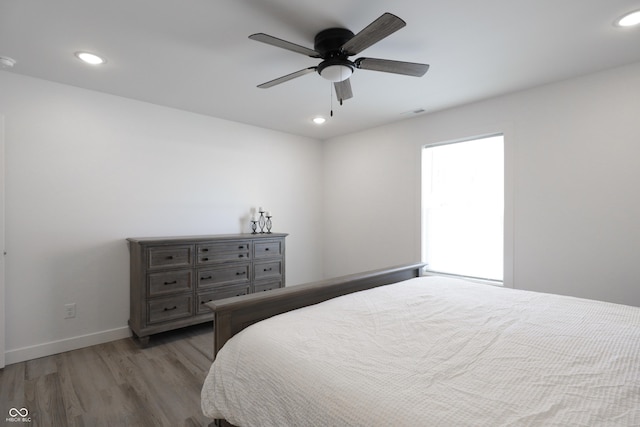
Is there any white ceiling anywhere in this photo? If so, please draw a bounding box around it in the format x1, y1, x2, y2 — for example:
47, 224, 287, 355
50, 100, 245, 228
1, 0, 639, 139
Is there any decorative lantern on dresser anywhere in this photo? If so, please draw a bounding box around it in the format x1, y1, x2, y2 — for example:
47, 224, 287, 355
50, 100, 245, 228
127, 233, 287, 346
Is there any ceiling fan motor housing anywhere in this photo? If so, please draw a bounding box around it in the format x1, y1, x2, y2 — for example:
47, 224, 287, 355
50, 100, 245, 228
315, 28, 356, 81
314, 28, 354, 57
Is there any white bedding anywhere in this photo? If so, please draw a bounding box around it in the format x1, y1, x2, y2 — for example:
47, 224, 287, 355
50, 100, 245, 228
201, 276, 640, 426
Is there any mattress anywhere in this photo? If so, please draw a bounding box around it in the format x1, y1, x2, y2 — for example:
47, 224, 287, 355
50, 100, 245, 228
201, 276, 640, 426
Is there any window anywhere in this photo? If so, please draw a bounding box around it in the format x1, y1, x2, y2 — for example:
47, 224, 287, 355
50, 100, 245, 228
422, 135, 504, 282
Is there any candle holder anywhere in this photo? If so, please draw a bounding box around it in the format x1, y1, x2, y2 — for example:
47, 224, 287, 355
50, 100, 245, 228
250, 220, 258, 234
258, 210, 266, 233
266, 215, 272, 234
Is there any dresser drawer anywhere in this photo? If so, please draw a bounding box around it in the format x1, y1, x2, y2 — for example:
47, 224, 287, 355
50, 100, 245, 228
147, 295, 193, 324
253, 280, 282, 293
147, 245, 193, 270
197, 241, 251, 264
148, 270, 192, 297
197, 264, 250, 289
197, 284, 250, 314
254, 261, 282, 280
254, 240, 282, 259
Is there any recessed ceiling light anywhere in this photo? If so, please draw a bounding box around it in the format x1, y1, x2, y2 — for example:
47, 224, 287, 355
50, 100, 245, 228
0, 56, 16, 69
312, 117, 326, 125
616, 10, 640, 27
74, 51, 106, 65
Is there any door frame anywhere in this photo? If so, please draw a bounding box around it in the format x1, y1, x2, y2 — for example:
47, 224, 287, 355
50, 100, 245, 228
1, 114, 5, 368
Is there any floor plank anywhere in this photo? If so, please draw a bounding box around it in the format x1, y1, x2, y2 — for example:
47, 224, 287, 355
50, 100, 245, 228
0, 323, 216, 427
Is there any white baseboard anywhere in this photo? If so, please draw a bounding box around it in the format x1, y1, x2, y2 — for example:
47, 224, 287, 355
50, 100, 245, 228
4, 326, 131, 365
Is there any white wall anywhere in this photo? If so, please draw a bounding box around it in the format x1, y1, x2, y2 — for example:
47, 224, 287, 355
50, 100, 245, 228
323, 61, 640, 307
0, 72, 324, 364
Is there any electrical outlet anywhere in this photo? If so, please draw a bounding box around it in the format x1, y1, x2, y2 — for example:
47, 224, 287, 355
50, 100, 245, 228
64, 303, 76, 319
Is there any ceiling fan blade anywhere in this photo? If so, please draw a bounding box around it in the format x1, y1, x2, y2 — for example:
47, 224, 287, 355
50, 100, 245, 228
257, 67, 317, 88
334, 78, 353, 102
355, 57, 429, 77
249, 33, 321, 58
340, 13, 406, 56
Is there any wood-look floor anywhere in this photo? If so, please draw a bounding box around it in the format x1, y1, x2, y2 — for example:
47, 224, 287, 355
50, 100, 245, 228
0, 323, 216, 427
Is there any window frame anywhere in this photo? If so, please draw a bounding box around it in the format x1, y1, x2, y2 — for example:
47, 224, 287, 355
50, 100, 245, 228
420, 132, 509, 286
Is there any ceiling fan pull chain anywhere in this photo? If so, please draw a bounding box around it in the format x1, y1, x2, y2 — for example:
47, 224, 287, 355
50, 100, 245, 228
339, 66, 344, 106
330, 81, 334, 117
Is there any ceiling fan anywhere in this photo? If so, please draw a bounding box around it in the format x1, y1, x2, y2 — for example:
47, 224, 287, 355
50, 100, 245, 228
249, 12, 429, 103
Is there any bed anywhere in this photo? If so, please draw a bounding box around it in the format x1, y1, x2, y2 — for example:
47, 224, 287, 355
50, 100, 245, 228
201, 263, 640, 426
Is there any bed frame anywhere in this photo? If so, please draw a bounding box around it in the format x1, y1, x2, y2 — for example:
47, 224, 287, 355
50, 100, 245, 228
205, 262, 426, 359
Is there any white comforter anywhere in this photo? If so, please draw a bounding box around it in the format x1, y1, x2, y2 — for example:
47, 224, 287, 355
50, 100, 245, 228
201, 276, 640, 426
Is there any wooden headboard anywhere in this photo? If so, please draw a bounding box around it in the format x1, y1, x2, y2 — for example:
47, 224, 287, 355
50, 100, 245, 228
205, 262, 426, 358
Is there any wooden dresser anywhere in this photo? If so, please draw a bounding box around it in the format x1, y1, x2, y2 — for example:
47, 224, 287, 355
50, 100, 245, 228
127, 233, 287, 345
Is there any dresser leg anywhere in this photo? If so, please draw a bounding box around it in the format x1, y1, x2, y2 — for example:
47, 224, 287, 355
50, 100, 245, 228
131, 332, 151, 348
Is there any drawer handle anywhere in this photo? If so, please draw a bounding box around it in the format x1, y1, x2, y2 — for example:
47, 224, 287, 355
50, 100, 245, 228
265, 248, 270, 251
202, 248, 209, 252
202, 257, 209, 261
163, 280, 177, 285
163, 306, 178, 312
236, 271, 246, 276
238, 245, 245, 249
166, 255, 174, 260
201, 276, 212, 281
236, 292, 246, 297
264, 267, 273, 272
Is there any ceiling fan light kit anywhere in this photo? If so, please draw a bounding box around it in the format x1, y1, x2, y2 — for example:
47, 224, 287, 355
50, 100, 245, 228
318, 61, 354, 82
249, 12, 429, 103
